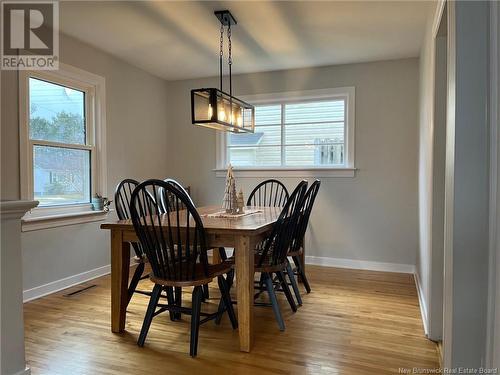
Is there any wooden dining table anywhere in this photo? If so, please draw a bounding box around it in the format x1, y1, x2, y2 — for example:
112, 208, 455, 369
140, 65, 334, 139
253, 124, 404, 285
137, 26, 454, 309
100, 205, 281, 353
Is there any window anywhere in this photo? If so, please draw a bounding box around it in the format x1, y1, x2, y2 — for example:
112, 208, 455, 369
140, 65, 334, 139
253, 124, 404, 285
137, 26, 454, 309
216, 87, 355, 177
19, 63, 107, 229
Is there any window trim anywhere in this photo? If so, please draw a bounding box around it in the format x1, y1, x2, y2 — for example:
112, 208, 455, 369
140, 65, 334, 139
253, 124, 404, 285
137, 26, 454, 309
215, 87, 356, 178
19, 62, 107, 230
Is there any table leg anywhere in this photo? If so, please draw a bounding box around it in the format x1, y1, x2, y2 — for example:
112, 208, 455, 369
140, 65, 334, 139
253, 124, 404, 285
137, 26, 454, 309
111, 229, 130, 333
212, 247, 221, 264
235, 235, 254, 352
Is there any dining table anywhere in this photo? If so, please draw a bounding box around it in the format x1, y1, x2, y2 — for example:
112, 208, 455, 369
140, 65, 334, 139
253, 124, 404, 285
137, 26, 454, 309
100, 205, 282, 353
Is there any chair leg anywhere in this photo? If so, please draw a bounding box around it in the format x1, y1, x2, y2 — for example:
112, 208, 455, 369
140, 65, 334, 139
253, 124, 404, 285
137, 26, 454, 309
165, 286, 176, 321
293, 255, 311, 293
190, 285, 203, 357
127, 262, 145, 305
214, 270, 235, 325
277, 271, 297, 312
218, 247, 228, 261
174, 287, 182, 320
138, 284, 162, 347
286, 261, 302, 306
258, 272, 265, 292
218, 275, 238, 329
215, 269, 234, 323
227, 269, 235, 288
202, 284, 210, 301
263, 273, 285, 331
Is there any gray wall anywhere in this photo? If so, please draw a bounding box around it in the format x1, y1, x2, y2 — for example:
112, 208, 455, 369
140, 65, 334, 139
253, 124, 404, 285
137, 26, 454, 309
2, 34, 420, 293
166, 59, 420, 266
445, 0, 490, 367
1, 33, 171, 291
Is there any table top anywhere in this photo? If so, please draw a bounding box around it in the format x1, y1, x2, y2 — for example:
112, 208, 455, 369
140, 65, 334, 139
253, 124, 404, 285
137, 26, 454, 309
100, 205, 281, 235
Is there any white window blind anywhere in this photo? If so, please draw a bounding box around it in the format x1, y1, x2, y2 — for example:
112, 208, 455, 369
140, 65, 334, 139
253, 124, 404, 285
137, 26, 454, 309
228, 99, 347, 168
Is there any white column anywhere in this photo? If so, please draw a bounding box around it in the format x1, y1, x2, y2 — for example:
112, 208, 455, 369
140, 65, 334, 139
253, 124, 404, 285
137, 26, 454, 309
1, 200, 38, 375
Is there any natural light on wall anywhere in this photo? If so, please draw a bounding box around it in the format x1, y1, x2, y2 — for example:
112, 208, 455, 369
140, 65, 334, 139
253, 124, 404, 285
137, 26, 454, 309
227, 99, 346, 167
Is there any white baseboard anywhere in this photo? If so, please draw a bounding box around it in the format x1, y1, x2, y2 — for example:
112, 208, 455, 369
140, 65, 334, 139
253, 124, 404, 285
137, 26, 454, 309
414, 270, 429, 336
23, 264, 111, 303
305, 255, 416, 274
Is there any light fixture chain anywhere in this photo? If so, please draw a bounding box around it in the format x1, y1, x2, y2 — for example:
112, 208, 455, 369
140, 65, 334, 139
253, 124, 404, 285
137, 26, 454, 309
219, 23, 224, 58
228, 22, 232, 96
228, 23, 232, 66
219, 23, 224, 91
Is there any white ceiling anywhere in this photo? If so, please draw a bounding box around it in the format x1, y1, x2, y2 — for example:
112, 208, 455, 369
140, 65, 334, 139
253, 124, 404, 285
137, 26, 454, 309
60, 1, 431, 81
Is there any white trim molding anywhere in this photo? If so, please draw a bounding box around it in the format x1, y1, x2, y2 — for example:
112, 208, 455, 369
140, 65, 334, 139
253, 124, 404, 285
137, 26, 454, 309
215, 87, 356, 177
0, 200, 39, 219
414, 271, 430, 337
21, 209, 109, 232
305, 255, 415, 274
23, 264, 111, 302
22, 260, 137, 302
18, 62, 107, 228
214, 167, 356, 178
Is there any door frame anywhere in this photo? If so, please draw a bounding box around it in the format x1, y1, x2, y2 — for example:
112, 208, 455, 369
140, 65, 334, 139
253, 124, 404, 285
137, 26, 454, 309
486, 0, 499, 368
427, 0, 447, 342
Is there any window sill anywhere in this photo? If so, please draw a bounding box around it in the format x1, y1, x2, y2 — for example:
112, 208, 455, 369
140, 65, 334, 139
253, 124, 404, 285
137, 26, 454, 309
214, 167, 356, 178
22, 208, 111, 232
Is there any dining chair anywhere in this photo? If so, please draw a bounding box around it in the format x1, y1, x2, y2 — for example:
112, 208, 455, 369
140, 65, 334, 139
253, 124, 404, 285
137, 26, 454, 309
114, 178, 154, 305
253, 180, 307, 330
249, 179, 307, 307
130, 179, 237, 357
288, 180, 321, 295
246, 179, 289, 207
159, 178, 229, 303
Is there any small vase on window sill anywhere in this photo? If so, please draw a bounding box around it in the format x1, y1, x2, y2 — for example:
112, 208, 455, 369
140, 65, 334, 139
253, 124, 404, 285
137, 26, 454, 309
92, 195, 112, 212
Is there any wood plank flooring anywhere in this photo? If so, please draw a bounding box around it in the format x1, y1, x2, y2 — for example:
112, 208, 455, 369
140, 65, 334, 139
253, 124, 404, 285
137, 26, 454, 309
23, 265, 439, 374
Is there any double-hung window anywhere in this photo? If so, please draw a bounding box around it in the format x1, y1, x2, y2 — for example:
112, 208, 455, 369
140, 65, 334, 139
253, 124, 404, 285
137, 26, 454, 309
19, 63, 106, 229
217, 87, 355, 177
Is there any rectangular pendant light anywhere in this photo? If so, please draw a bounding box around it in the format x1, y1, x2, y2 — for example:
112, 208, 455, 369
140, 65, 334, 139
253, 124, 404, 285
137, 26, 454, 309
191, 10, 255, 133
191, 88, 255, 133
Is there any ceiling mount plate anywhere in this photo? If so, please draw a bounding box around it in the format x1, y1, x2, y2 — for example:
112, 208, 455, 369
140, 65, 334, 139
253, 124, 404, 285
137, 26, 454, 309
214, 10, 237, 26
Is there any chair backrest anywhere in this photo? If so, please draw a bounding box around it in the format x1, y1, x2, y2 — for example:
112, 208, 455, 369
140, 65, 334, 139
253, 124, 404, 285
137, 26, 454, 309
247, 179, 289, 207
290, 180, 321, 254
115, 179, 140, 221
130, 179, 209, 282
115, 178, 155, 258
257, 180, 308, 267
159, 178, 194, 213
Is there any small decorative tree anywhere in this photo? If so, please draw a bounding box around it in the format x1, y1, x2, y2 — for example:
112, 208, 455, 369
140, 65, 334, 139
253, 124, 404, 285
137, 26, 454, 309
222, 164, 238, 214
237, 188, 245, 214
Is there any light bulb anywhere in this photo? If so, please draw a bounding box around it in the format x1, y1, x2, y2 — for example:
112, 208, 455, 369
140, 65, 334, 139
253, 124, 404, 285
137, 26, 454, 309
208, 104, 213, 118
237, 116, 243, 126
218, 109, 226, 121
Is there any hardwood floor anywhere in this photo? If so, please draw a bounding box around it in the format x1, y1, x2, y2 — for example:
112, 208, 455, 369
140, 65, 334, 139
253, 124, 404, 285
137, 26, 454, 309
24, 265, 439, 374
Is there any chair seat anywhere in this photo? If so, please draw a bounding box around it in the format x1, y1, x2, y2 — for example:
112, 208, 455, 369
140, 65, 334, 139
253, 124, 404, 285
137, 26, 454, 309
150, 260, 233, 287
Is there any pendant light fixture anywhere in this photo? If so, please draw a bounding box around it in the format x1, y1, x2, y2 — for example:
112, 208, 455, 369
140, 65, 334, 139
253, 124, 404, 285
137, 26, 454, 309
191, 10, 255, 133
